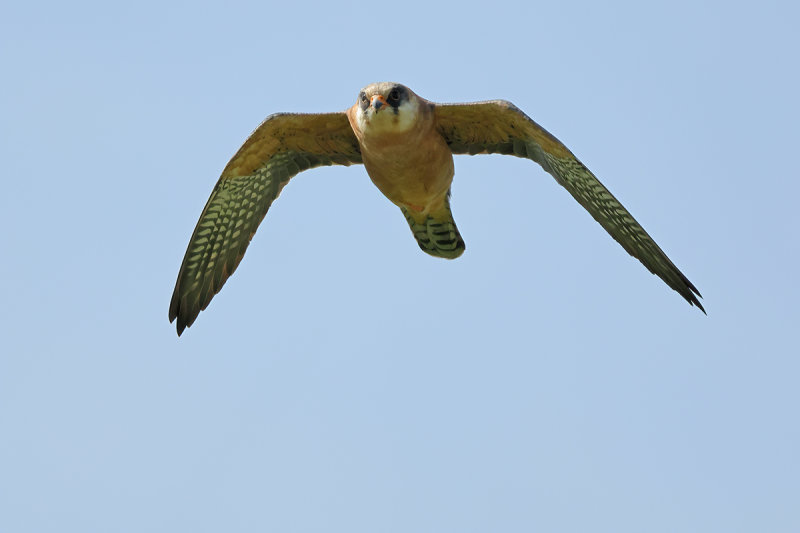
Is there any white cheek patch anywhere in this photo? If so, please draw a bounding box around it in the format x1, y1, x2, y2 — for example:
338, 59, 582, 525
355, 106, 370, 134
391, 99, 419, 132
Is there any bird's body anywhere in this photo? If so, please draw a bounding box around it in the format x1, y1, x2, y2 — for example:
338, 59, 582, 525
347, 83, 453, 215
169, 82, 704, 335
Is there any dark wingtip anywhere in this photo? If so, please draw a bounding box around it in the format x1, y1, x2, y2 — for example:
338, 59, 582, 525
676, 271, 705, 315
168, 295, 190, 336
683, 285, 706, 315
693, 297, 707, 315
170, 311, 188, 336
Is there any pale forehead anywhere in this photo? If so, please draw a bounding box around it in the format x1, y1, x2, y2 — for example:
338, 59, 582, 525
360, 81, 407, 95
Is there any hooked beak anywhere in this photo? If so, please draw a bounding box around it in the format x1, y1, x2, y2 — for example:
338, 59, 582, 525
370, 94, 387, 112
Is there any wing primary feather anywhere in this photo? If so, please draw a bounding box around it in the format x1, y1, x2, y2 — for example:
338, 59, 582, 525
169, 113, 362, 335
434, 100, 704, 312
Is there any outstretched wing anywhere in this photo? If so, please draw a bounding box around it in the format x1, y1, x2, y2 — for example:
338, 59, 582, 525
434, 100, 703, 312
169, 112, 362, 335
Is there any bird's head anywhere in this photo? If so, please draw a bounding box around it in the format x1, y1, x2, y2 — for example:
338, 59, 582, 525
353, 82, 422, 136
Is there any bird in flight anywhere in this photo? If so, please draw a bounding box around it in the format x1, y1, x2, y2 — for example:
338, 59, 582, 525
169, 82, 703, 335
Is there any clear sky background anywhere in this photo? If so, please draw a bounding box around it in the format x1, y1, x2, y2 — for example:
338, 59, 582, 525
1, 1, 798, 531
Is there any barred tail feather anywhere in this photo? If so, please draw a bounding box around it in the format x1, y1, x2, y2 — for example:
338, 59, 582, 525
401, 200, 465, 259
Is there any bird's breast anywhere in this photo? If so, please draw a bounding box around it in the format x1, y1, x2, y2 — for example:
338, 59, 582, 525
359, 126, 455, 214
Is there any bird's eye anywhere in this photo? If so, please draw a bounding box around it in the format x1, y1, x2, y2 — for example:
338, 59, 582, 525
359, 92, 368, 102
388, 89, 400, 102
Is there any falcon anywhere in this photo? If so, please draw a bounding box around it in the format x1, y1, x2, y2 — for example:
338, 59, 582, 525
169, 82, 704, 335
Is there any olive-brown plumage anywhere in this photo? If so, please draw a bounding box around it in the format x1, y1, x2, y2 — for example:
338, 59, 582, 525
169, 82, 703, 335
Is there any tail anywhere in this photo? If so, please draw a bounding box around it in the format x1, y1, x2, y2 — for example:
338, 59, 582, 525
401, 194, 465, 259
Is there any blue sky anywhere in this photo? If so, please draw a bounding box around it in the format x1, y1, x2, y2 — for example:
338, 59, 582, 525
1, 1, 798, 531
